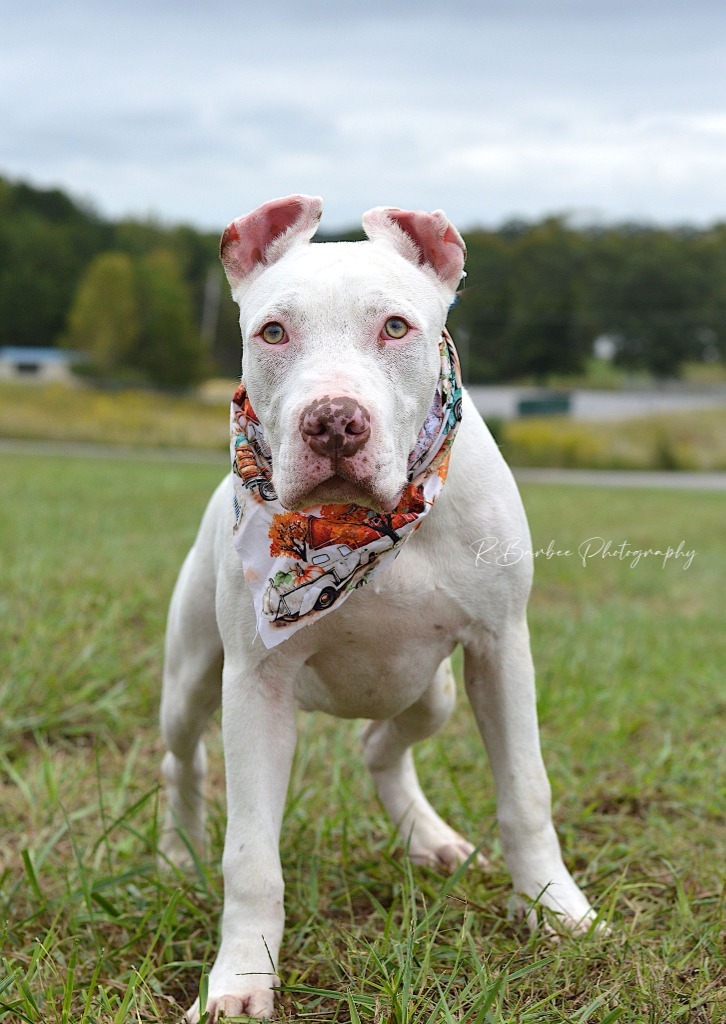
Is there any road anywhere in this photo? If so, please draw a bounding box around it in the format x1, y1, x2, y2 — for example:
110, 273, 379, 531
512, 467, 726, 491
0, 437, 228, 464
467, 384, 726, 421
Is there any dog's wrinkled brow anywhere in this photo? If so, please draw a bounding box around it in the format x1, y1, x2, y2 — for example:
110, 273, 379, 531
251, 288, 416, 328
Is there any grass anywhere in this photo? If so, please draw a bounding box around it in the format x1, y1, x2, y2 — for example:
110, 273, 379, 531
0, 381, 232, 451
2, 380, 726, 472
500, 407, 726, 471
0, 452, 724, 1023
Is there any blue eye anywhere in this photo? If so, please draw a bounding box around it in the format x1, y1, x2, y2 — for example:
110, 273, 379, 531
261, 322, 286, 345
384, 317, 408, 339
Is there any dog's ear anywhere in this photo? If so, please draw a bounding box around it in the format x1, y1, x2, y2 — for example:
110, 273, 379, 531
220, 195, 323, 288
361, 206, 466, 294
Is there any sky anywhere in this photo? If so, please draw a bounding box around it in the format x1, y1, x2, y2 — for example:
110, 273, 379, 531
2, 0, 726, 234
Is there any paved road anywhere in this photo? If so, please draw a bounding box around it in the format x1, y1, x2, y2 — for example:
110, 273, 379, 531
467, 384, 726, 421
513, 467, 726, 491
2, 438, 724, 490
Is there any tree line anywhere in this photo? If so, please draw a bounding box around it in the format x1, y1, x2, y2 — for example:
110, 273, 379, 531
0, 176, 239, 388
1, 175, 724, 387
448, 218, 726, 380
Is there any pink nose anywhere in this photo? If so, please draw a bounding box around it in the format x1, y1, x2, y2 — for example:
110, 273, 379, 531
299, 396, 371, 457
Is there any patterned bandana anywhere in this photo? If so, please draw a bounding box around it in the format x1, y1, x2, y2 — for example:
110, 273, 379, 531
230, 329, 463, 648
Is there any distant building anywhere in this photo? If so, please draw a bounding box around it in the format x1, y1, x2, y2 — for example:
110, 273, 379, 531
592, 334, 618, 362
0, 347, 83, 384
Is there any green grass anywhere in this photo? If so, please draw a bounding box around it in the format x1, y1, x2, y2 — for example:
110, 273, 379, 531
1, 453, 724, 1023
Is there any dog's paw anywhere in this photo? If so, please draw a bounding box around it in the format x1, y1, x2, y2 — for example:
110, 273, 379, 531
184, 978, 277, 1022
157, 828, 203, 873
409, 835, 489, 874
509, 893, 609, 938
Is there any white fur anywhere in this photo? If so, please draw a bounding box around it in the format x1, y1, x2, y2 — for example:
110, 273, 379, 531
159, 207, 598, 1023
234, 240, 449, 511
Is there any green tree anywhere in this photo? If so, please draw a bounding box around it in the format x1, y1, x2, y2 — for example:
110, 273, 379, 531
692, 225, 726, 364
447, 231, 511, 382
62, 251, 140, 374
133, 248, 206, 389
450, 219, 592, 382
501, 219, 589, 380
591, 228, 710, 376
0, 177, 110, 348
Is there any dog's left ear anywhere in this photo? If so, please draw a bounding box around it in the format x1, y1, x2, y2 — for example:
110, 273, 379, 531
361, 206, 466, 294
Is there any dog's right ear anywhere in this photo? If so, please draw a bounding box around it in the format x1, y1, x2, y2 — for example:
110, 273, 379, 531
220, 195, 323, 289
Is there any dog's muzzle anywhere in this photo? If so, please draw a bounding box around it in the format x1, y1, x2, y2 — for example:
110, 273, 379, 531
228, 329, 462, 647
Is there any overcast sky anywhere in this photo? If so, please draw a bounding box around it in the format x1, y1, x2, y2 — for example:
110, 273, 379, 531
2, 0, 725, 233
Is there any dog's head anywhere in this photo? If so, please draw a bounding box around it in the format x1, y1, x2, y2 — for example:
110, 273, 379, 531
221, 195, 465, 512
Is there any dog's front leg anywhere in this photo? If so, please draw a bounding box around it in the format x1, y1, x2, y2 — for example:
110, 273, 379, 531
185, 656, 297, 1024
464, 619, 597, 932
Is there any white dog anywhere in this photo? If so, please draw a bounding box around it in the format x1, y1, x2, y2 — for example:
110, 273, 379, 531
159, 196, 598, 1022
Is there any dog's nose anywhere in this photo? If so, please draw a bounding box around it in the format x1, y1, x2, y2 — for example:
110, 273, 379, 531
299, 396, 371, 457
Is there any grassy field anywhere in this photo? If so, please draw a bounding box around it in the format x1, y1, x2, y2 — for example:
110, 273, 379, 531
0, 382, 231, 451
0, 452, 724, 1023
2, 380, 726, 471
500, 408, 726, 472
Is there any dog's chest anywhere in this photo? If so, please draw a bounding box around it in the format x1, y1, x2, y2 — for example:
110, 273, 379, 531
294, 545, 460, 719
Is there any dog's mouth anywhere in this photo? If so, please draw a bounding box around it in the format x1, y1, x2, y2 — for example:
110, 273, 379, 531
284, 473, 404, 513
290, 475, 381, 512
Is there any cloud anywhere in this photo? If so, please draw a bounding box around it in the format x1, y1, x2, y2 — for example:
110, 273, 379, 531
1, 0, 725, 229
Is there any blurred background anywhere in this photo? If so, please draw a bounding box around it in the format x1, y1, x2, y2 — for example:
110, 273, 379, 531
2, 0, 726, 468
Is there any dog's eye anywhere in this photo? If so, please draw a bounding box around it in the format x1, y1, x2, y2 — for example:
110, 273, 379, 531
261, 322, 286, 345
384, 317, 409, 339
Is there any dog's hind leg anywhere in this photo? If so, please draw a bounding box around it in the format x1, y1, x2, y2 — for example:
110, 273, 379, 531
362, 658, 488, 872
159, 544, 223, 870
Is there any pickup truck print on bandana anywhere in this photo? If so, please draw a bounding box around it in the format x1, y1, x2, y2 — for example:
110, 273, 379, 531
230, 329, 463, 648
